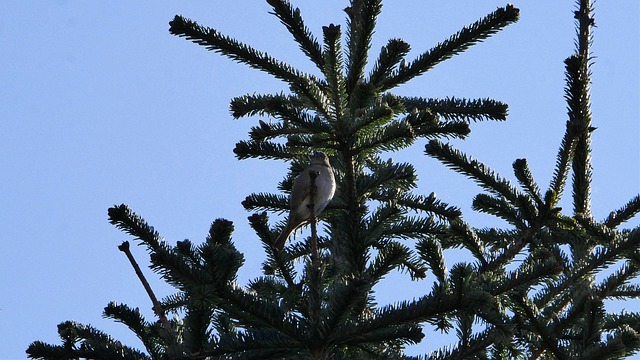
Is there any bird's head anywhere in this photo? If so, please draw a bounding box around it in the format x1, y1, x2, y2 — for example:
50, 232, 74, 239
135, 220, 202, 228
310, 151, 330, 166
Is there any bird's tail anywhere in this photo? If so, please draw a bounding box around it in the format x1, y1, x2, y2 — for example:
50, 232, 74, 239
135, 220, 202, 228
274, 216, 311, 251
274, 220, 295, 251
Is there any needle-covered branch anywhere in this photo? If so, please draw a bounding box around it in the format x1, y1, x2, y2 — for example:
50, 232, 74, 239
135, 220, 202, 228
266, 0, 324, 70
378, 5, 519, 91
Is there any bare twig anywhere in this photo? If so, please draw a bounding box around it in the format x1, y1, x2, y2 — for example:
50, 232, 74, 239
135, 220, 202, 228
308, 170, 319, 266
118, 241, 172, 331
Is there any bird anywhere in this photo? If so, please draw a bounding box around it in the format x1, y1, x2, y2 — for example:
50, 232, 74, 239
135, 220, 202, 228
274, 151, 336, 250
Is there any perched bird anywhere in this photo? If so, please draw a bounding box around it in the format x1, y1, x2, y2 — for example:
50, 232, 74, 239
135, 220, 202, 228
274, 151, 336, 250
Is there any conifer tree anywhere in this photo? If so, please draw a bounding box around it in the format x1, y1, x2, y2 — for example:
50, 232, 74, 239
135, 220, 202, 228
28, 0, 640, 359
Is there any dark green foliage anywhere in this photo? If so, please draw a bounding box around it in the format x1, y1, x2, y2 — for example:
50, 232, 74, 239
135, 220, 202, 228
28, 0, 639, 359
375, 5, 519, 92
402, 96, 508, 122
27, 321, 151, 360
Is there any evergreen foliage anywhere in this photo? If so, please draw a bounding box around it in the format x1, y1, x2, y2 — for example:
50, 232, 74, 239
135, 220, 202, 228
28, 0, 640, 359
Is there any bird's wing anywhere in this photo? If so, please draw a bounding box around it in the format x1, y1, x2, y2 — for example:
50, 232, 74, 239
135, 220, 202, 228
290, 169, 311, 210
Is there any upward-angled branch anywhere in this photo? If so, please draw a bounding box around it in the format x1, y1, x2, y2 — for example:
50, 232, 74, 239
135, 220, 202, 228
604, 195, 640, 229
513, 158, 543, 206
548, 119, 578, 203
322, 24, 348, 125
345, 0, 383, 92
379, 5, 519, 91
426, 140, 523, 204
169, 15, 318, 88
368, 38, 411, 87
569, 0, 595, 216
266, 0, 325, 71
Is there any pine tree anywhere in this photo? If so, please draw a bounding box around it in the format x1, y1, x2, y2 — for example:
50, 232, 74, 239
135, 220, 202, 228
27, 1, 640, 359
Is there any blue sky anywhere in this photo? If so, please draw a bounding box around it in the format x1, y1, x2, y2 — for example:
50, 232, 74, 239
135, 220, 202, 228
1, 1, 638, 358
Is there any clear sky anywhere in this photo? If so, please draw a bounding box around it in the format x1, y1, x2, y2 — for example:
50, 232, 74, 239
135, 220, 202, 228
1, 1, 638, 358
